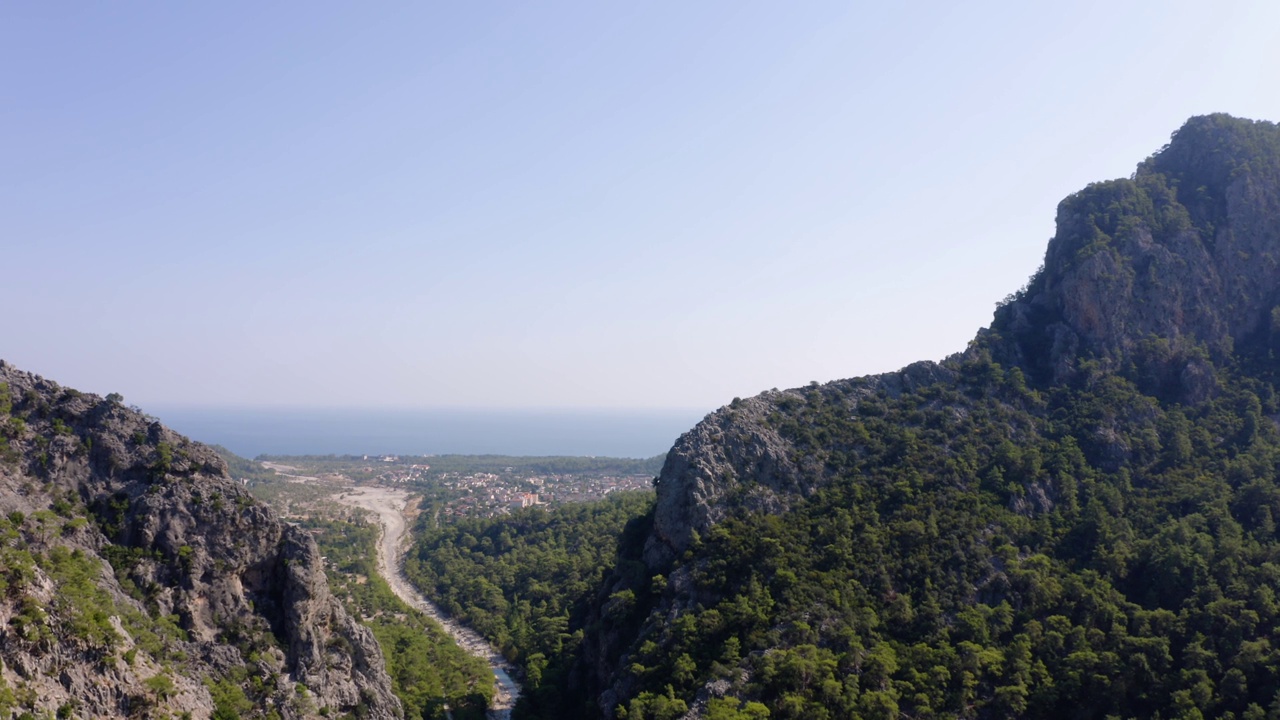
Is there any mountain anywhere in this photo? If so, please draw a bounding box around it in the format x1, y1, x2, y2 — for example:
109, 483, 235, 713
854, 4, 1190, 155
991, 113, 1280, 392
0, 363, 400, 719
562, 115, 1280, 719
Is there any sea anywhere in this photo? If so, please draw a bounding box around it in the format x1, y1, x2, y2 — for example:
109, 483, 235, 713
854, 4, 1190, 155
147, 406, 711, 459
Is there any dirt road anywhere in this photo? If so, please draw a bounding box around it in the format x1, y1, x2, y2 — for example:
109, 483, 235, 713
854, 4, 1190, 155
333, 486, 522, 719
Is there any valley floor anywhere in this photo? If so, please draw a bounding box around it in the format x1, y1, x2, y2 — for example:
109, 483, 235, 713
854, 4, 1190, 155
331, 485, 523, 720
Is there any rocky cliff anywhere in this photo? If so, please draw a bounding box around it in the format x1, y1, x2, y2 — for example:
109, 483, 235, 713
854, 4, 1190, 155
991, 114, 1280, 393
0, 362, 401, 719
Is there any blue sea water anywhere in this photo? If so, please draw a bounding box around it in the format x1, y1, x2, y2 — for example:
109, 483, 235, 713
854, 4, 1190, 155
147, 406, 710, 459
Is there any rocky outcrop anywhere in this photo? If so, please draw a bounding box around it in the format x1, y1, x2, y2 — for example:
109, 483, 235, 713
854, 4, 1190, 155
644, 360, 957, 567
0, 361, 400, 719
643, 394, 798, 568
991, 115, 1280, 392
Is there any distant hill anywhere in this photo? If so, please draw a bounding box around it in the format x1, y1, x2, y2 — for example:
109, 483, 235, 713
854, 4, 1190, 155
537, 115, 1280, 719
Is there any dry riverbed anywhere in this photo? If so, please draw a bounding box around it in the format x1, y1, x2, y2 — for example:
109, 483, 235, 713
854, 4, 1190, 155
331, 486, 522, 719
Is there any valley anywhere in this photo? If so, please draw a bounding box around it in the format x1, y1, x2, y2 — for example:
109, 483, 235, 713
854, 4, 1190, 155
11, 114, 1280, 719
327, 115, 1280, 720
302, 483, 521, 718
244, 453, 654, 720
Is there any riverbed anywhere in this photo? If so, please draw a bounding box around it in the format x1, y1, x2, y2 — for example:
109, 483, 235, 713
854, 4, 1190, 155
332, 486, 523, 719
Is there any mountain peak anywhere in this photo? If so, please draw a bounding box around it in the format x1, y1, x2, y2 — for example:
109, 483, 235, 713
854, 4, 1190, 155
988, 113, 1280, 397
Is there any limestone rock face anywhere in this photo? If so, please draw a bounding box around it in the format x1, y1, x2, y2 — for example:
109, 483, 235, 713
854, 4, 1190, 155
993, 115, 1280, 392
643, 394, 798, 568
0, 361, 400, 719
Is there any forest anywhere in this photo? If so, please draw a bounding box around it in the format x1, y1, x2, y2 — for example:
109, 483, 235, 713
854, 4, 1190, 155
405, 491, 655, 718
603, 353, 1280, 719
403, 350, 1280, 719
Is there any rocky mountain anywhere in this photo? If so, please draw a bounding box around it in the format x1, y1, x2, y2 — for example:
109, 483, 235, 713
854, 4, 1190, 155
566, 115, 1280, 719
644, 114, 1280, 573
991, 114, 1280, 394
0, 362, 401, 719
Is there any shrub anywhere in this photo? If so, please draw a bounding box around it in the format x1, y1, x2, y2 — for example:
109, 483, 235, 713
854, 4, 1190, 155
145, 673, 176, 700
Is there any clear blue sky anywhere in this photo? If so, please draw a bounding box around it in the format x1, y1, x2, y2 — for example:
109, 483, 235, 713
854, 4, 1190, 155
5, 2, 1280, 410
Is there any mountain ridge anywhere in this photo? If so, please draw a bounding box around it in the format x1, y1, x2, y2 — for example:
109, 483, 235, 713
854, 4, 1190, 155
564, 114, 1280, 720
650, 113, 1280, 569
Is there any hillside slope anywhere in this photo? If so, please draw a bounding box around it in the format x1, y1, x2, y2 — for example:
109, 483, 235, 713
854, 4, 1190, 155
571, 115, 1280, 719
0, 363, 401, 719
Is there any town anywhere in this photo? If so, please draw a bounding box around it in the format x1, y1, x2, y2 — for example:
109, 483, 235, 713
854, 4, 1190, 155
422, 467, 653, 518
244, 452, 661, 520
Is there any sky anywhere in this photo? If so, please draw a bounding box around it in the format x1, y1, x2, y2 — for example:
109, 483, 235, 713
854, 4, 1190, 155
5, 1, 1280, 412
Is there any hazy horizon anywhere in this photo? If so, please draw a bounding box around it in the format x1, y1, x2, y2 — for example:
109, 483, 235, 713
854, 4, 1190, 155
152, 405, 707, 459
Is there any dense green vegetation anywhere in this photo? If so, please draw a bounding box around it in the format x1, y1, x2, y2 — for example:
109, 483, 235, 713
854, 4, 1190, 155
395, 355, 1280, 719
589, 353, 1280, 720
405, 491, 655, 718
307, 516, 494, 720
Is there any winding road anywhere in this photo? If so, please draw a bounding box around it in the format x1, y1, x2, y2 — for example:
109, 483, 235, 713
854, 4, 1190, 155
333, 486, 522, 720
